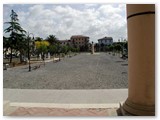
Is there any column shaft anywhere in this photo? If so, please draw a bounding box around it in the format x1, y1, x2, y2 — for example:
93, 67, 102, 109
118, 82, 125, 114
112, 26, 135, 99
123, 4, 155, 116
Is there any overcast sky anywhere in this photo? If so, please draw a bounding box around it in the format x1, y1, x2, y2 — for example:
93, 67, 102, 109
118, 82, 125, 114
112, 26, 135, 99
3, 4, 127, 43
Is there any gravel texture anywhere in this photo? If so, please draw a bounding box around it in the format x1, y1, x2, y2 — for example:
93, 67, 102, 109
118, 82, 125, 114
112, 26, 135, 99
3, 53, 128, 89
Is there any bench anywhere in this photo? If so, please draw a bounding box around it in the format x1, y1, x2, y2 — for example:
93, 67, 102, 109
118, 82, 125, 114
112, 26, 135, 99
32, 65, 41, 70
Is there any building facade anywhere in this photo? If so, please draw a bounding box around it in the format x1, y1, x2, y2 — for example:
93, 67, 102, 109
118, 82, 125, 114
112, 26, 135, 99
98, 36, 113, 45
59, 40, 71, 46
70, 35, 89, 48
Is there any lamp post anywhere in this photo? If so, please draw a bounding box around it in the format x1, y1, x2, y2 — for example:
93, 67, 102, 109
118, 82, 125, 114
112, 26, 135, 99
27, 32, 34, 72
57, 44, 61, 61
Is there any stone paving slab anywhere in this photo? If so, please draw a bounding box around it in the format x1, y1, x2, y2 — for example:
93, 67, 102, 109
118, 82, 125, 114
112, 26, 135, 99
8, 107, 118, 116
3, 101, 119, 116
4, 89, 128, 104
3, 89, 126, 116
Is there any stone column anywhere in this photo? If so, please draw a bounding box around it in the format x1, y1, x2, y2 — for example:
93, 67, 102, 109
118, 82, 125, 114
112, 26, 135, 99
122, 4, 155, 116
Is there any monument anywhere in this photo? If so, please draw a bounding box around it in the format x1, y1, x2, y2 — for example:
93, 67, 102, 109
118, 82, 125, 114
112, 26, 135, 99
39, 54, 41, 60
91, 41, 95, 54
48, 52, 50, 59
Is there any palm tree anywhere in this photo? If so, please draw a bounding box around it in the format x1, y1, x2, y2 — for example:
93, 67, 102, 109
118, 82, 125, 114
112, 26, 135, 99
35, 37, 43, 41
46, 35, 58, 45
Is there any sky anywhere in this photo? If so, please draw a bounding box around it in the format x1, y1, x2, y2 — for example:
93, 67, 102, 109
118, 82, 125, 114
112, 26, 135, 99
3, 4, 127, 43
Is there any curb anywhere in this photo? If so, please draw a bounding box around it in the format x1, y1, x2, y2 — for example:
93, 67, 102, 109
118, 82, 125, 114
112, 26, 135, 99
9, 102, 121, 109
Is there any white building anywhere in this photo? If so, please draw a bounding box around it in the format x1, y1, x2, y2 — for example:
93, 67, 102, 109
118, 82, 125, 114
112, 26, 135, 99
98, 36, 113, 45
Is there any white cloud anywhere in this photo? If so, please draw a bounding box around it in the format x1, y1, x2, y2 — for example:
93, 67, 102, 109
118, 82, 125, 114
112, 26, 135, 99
3, 4, 127, 42
84, 4, 98, 8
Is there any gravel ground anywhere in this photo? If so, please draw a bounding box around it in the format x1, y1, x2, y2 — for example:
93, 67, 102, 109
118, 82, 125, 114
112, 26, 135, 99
3, 53, 128, 89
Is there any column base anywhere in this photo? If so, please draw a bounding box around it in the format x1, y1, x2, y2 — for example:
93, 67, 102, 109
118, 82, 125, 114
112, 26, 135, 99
117, 103, 133, 116
121, 99, 155, 116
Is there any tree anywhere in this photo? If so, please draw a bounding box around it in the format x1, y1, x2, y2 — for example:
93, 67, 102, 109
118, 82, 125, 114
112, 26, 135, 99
49, 45, 57, 56
3, 36, 10, 58
122, 41, 128, 57
46, 35, 58, 45
4, 10, 26, 63
124, 41, 128, 51
108, 45, 114, 52
100, 43, 105, 51
61, 45, 69, 55
35, 41, 49, 54
105, 45, 109, 52
35, 37, 43, 41
95, 44, 100, 52
35, 40, 49, 65
80, 46, 84, 52
115, 44, 122, 53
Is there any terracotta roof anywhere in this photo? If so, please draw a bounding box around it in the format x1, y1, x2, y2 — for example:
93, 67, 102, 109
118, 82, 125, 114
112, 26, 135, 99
71, 35, 89, 39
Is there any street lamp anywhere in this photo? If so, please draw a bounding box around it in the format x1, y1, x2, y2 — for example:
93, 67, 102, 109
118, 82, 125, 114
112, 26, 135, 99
57, 44, 61, 61
27, 32, 34, 72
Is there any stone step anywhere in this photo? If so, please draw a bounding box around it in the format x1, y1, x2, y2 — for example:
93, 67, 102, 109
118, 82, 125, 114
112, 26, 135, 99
10, 102, 120, 109
3, 101, 18, 116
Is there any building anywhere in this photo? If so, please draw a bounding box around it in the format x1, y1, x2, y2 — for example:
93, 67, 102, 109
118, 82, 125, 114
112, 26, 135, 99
59, 40, 71, 46
70, 35, 89, 48
58, 35, 90, 52
98, 36, 113, 45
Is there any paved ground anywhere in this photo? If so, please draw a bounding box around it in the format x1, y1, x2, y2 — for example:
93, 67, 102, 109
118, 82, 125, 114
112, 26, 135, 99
3, 88, 128, 116
3, 53, 128, 116
8, 107, 118, 116
4, 89, 127, 116
3, 100, 118, 116
3, 89, 127, 104
3, 52, 128, 89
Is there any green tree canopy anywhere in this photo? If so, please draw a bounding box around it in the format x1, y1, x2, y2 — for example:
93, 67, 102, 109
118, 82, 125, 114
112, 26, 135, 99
49, 45, 58, 55
46, 35, 58, 45
35, 37, 43, 41
4, 10, 27, 63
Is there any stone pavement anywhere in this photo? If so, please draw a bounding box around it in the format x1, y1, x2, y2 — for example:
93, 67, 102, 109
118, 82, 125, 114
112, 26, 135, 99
8, 107, 118, 116
3, 89, 127, 116
3, 53, 128, 116
4, 89, 127, 104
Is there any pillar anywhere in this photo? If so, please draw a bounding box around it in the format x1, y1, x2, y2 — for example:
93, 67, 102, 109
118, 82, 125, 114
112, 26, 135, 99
122, 4, 155, 116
